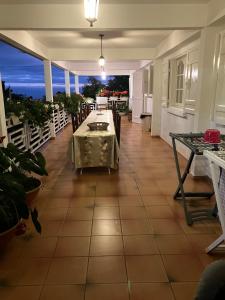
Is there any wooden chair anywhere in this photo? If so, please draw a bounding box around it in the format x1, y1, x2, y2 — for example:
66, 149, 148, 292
71, 113, 80, 133
114, 112, 121, 146
87, 103, 96, 111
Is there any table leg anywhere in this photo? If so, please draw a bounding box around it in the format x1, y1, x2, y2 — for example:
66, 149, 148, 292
171, 138, 214, 225
172, 137, 193, 225
174, 150, 195, 200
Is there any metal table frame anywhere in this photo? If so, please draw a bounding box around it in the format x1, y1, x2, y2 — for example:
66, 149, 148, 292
170, 133, 225, 225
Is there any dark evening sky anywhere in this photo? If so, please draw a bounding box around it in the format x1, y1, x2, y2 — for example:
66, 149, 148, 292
0, 40, 109, 99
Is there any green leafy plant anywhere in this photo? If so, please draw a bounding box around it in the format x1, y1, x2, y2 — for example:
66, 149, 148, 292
64, 93, 85, 114
4, 98, 53, 128
117, 102, 129, 114
0, 142, 47, 234
0, 173, 41, 234
0, 143, 48, 192
21, 99, 53, 128
53, 92, 67, 109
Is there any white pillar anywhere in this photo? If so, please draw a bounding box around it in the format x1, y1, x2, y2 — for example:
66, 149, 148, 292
44, 60, 56, 138
194, 27, 219, 132
129, 73, 133, 110
75, 75, 80, 94
0, 73, 8, 147
151, 59, 162, 136
65, 70, 71, 96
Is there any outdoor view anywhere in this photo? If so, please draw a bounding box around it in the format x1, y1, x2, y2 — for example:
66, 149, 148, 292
0, 40, 129, 100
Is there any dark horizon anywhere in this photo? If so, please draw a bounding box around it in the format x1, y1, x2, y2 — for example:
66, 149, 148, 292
0, 40, 112, 100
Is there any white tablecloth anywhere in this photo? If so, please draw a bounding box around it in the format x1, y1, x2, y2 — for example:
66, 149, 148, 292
72, 110, 119, 169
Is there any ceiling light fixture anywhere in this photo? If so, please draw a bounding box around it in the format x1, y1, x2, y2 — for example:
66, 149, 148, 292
98, 34, 105, 67
84, 0, 99, 27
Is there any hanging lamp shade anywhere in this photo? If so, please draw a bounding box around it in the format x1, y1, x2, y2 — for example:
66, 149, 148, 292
84, 0, 99, 27
99, 55, 105, 67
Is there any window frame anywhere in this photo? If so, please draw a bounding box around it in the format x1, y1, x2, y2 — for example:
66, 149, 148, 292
169, 54, 187, 108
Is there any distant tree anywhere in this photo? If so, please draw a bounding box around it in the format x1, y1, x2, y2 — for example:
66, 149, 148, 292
1, 80, 12, 101
1, 80, 25, 102
106, 76, 129, 92
82, 77, 105, 99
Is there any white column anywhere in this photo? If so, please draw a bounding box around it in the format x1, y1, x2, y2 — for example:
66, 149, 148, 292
151, 59, 162, 136
65, 70, 71, 96
0, 73, 8, 147
75, 74, 80, 94
44, 60, 56, 138
129, 73, 133, 110
194, 27, 219, 132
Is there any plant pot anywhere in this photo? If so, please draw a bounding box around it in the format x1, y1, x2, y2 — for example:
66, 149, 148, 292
119, 112, 126, 116
128, 112, 132, 122
26, 179, 42, 207
10, 115, 21, 126
0, 221, 21, 249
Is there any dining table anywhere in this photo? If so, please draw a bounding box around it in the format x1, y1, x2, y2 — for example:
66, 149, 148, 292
72, 110, 119, 171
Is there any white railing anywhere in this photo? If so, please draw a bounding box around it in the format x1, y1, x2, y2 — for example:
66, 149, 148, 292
6, 107, 69, 152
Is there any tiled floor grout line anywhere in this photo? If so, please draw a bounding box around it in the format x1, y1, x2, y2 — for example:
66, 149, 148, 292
83, 186, 96, 300
1, 120, 223, 299
37, 205, 70, 300
118, 206, 131, 300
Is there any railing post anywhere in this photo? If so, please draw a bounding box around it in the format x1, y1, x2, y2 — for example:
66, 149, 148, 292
0, 73, 8, 147
44, 60, 56, 138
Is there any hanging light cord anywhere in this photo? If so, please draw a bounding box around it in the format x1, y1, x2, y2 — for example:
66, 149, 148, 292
100, 34, 104, 57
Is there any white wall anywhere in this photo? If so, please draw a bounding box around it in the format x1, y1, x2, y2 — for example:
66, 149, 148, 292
132, 69, 144, 123
159, 39, 200, 158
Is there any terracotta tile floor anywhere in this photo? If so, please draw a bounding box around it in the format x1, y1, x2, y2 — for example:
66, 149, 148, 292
0, 118, 225, 300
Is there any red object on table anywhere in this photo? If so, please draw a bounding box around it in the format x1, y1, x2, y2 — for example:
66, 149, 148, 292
204, 129, 221, 144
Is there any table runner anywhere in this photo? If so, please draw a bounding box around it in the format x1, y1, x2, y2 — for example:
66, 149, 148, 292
72, 110, 119, 169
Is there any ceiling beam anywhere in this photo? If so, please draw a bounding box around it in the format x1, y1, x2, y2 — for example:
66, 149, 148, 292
49, 47, 156, 61
207, 0, 225, 26
74, 70, 132, 76
0, 3, 207, 30
155, 30, 200, 58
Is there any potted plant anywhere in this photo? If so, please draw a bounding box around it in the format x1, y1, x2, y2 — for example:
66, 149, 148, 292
117, 102, 129, 116
120, 90, 129, 101
0, 172, 42, 248
22, 99, 53, 128
62, 93, 85, 132
4, 98, 53, 129
128, 109, 132, 122
0, 142, 48, 205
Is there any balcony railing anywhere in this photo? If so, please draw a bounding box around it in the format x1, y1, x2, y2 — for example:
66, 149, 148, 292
6, 106, 69, 152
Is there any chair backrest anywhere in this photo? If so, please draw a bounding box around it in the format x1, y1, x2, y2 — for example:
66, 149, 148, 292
71, 113, 80, 133
114, 113, 121, 146
88, 103, 96, 111
96, 97, 108, 105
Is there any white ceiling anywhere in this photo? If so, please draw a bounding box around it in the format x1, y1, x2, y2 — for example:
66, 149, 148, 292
55, 59, 150, 75
0, 0, 210, 4
28, 30, 172, 49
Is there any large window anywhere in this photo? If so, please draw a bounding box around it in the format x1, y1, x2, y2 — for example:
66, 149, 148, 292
70, 73, 75, 94
169, 55, 187, 107
52, 65, 65, 95
0, 40, 45, 100
175, 57, 185, 104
